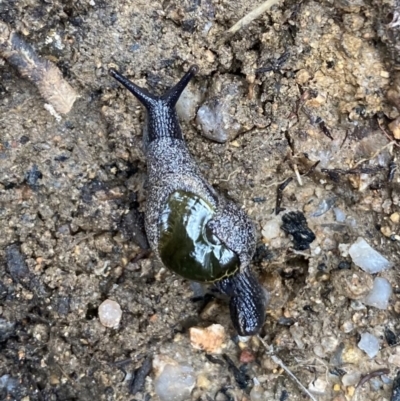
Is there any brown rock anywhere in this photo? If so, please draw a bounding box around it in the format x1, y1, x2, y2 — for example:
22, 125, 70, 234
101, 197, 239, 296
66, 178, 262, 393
295, 69, 311, 85
390, 212, 400, 223
389, 117, 400, 139
240, 348, 256, 364
189, 324, 227, 354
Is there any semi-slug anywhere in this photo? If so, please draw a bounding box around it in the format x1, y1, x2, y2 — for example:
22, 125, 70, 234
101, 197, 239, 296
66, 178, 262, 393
109, 65, 267, 335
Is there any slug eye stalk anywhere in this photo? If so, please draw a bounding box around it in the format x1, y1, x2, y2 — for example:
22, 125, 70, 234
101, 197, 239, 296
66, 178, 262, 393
108, 65, 199, 109
109, 65, 199, 142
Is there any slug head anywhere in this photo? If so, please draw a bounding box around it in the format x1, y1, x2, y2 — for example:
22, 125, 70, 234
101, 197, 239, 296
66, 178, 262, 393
109, 66, 198, 142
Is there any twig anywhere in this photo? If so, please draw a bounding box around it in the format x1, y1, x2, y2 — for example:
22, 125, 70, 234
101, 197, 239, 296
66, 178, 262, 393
356, 368, 390, 389
293, 163, 303, 186
353, 140, 396, 168
257, 335, 318, 401
219, 168, 240, 182
318, 120, 333, 140
275, 177, 293, 215
262, 177, 291, 189
302, 161, 320, 177
0, 20, 77, 114
224, 0, 281, 38
129, 354, 153, 395
388, 160, 397, 182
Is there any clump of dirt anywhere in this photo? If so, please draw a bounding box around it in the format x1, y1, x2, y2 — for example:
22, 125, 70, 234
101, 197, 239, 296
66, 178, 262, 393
0, 0, 399, 400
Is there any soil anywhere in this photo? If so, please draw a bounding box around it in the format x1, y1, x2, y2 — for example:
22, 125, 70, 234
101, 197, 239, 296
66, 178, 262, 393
0, 1, 400, 400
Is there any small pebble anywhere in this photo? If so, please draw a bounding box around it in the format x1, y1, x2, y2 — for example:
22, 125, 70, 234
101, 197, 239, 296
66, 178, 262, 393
313, 345, 326, 358
196, 78, 244, 143
154, 364, 196, 401
295, 69, 311, 84
370, 377, 383, 391
342, 371, 361, 386
5, 244, 30, 283
189, 324, 226, 354
176, 87, 202, 122
309, 377, 328, 394
341, 320, 354, 333
261, 219, 281, 241
240, 348, 256, 364
311, 197, 336, 217
388, 117, 400, 140
350, 300, 367, 310
322, 336, 339, 353
390, 212, 400, 223
98, 299, 122, 328
0, 318, 16, 342
290, 324, 305, 349
306, 92, 326, 107
0, 375, 18, 394
349, 237, 392, 274
381, 226, 392, 237
334, 208, 346, 222
362, 277, 392, 310
250, 379, 264, 401
338, 243, 351, 257
358, 332, 380, 358
389, 353, 400, 367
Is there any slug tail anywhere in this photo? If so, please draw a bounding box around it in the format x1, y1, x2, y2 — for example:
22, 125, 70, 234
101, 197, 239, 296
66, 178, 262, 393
214, 269, 267, 336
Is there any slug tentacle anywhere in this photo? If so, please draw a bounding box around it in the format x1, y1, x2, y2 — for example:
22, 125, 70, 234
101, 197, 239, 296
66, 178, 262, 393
109, 68, 158, 108
161, 64, 199, 106
109, 66, 198, 142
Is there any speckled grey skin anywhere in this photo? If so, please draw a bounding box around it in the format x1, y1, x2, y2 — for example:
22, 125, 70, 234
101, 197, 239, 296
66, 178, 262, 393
109, 66, 266, 335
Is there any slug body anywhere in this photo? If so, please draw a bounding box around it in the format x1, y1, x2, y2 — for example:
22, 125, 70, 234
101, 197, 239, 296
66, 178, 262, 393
109, 66, 266, 335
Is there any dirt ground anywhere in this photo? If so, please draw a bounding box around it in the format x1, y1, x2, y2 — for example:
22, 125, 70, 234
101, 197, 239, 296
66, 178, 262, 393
1, 0, 400, 400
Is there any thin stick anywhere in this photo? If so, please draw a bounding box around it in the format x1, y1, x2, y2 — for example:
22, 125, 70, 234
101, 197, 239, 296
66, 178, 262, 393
219, 168, 240, 182
258, 335, 318, 401
275, 177, 293, 215
293, 163, 303, 186
225, 0, 281, 37
0, 20, 77, 114
353, 141, 396, 168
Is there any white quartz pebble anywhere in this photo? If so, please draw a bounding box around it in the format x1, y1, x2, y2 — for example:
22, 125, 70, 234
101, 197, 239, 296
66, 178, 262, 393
154, 364, 196, 401
98, 299, 122, 328
362, 277, 392, 310
358, 332, 380, 358
349, 237, 393, 273
261, 219, 281, 241
333, 207, 346, 222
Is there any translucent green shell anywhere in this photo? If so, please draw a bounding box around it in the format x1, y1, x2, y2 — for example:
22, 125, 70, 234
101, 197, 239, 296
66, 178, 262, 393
158, 191, 239, 282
